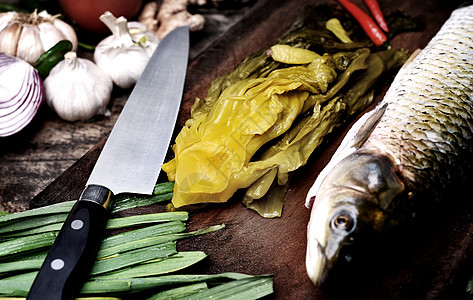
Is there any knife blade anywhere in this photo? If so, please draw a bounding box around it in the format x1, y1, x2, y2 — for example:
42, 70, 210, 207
27, 25, 189, 300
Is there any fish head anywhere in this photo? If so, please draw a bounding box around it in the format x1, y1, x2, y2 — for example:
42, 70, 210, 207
306, 152, 405, 286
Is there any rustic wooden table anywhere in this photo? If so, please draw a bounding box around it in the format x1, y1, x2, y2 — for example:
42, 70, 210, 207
3, 0, 473, 299
0, 0, 255, 212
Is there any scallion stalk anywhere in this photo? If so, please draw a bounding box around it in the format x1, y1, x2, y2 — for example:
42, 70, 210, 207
146, 282, 208, 299
0, 232, 57, 259
177, 275, 274, 300
105, 211, 188, 229
91, 242, 177, 276
0, 213, 68, 235
97, 224, 225, 258
93, 251, 208, 280
0, 181, 273, 299
99, 221, 186, 250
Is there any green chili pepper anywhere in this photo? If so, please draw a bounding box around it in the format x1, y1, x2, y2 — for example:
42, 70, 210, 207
34, 40, 73, 79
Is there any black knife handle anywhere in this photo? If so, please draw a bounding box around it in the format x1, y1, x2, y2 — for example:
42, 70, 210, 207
27, 185, 113, 300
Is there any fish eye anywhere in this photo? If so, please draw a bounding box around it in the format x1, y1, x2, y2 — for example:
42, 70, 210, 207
331, 212, 356, 233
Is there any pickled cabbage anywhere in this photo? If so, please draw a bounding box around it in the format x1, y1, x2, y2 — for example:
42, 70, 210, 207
163, 4, 411, 217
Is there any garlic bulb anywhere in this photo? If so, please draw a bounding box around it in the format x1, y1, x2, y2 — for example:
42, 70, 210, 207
0, 10, 78, 64
94, 11, 159, 89
44, 52, 113, 122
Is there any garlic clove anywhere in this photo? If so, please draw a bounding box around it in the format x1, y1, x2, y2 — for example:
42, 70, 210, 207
0, 22, 22, 57
0, 12, 15, 32
37, 10, 78, 51
37, 22, 66, 53
49, 17, 78, 51
17, 24, 45, 64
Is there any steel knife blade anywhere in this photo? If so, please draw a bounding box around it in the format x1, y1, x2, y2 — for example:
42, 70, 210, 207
27, 25, 189, 300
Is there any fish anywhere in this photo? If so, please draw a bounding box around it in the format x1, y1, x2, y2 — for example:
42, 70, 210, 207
304, 4, 473, 286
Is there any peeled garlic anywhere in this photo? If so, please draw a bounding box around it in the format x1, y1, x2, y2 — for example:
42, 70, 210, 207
44, 52, 113, 122
94, 11, 159, 89
0, 10, 78, 64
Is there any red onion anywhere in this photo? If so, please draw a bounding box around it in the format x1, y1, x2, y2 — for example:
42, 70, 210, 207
0, 53, 44, 137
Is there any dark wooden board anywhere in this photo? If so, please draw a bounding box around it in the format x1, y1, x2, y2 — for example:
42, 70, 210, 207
29, 0, 472, 298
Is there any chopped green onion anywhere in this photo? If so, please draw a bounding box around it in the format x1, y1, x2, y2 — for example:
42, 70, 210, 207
0, 259, 43, 275
91, 242, 177, 276
111, 182, 174, 213
94, 251, 207, 279
0, 213, 67, 235
0, 223, 62, 238
100, 221, 186, 250
0, 182, 174, 227
82, 273, 250, 294
153, 181, 174, 194
0, 232, 57, 259
0, 180, 272, 299
97, 224, 225, 258
178, 275, 274, 300
112, 192, 173, 213
0, 271, 36, 297
147, 282, 208, 299
105, 211, 188, 229
0, 201, 74, 225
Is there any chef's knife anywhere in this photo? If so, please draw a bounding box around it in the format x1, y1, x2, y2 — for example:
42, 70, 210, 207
27, 25, 189, 300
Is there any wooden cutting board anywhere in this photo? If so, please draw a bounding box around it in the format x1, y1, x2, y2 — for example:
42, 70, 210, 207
30, 0, 472, 298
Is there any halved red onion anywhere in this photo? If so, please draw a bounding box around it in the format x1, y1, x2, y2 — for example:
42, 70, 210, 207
0, 53, 44, 137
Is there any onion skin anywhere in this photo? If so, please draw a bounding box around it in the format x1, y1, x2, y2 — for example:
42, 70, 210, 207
0, 53, 44, 137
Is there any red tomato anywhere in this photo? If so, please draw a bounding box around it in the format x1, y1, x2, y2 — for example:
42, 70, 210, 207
58, 0, 144, 33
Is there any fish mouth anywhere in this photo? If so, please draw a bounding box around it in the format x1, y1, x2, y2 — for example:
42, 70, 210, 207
306, 238, 328, 286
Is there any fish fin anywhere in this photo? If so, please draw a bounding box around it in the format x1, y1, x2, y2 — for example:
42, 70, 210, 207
305, 104, 386, 208
352, 103, 387, 148
401, 48, 422, 69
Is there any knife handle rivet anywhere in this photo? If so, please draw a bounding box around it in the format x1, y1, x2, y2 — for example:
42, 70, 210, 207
50, 259, 65, 270
71, 219, 84, 230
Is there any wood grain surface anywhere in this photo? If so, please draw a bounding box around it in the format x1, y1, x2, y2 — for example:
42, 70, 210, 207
19, 0, 473, 298
0, 1, 254, 212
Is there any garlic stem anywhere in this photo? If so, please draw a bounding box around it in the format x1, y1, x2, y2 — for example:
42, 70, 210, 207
64, 51, 77, 69
99, 12, 134, 48
116, 17, 135, 47
99, 12, 118, 36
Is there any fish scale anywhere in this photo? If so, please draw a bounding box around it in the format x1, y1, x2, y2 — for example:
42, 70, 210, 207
366, 7, 473, 192
305, 4, 473, 286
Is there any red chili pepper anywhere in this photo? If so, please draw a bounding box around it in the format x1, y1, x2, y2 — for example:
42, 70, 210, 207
337, 0, 387, 47
363, 0, 389, 32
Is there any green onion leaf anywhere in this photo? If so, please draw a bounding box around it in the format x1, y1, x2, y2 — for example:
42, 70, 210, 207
105, 211, 188, 229
100, 221, 186, 250
0, 232, 57, 259
178, 275, 274, 300
146, 282, 208, 299
91, 242, 177, 276
94, 251, 207, 279
0, 201, 74, 226
0, 213, 67, 236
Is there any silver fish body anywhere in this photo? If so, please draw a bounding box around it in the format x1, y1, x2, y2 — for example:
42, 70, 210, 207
305, 4, 473, 285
